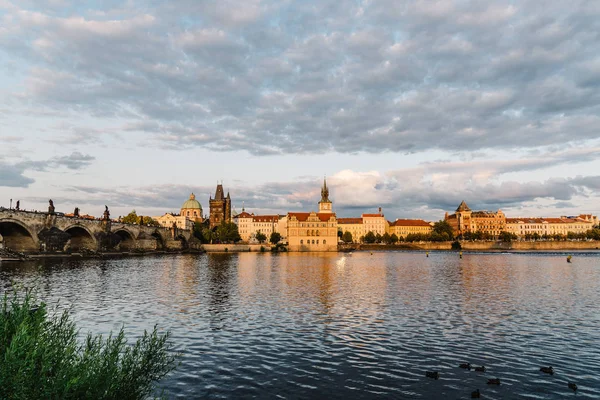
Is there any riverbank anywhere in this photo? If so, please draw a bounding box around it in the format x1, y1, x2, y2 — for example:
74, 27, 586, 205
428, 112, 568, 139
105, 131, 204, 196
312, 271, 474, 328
0, 249, 205, 262
347, 240, 600, 252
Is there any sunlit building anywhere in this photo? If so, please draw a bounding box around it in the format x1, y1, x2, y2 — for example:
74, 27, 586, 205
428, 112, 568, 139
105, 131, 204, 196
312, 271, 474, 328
287, 179, 338, 251
389, 219, 433, 238
445, 201, 506, 238
337, 218, 364, 242
180, 193, 203, 221
506, 216, 596, 238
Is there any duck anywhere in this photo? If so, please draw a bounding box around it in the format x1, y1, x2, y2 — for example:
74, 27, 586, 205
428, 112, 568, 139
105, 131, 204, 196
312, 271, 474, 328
568, 382, 577, 392
471, 389, 481, 398
540, 366, 554, 375
567, 255, 572, 263
487, 378, 500, 385
474, 366, 486, 372
459, 363, 471, 370
425, 371, 440, 379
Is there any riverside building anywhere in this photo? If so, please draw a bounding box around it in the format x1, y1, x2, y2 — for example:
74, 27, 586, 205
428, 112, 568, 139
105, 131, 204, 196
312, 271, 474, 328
445, 201, 506, 238
287, 179, 338, 251
388, 219, 433, 238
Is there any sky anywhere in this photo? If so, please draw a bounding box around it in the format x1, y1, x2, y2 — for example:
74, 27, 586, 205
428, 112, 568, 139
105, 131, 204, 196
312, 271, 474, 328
1, 0, 599, 221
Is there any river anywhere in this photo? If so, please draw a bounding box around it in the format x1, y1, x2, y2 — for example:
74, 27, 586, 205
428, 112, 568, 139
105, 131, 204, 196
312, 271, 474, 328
1, 252, 599, 399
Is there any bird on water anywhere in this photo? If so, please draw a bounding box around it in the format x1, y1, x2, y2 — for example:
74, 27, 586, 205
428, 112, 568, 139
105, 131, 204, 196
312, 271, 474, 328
487, 378, 501, 385
568, 382, 577, 391
425, 371, 439, 379
540, 366, 554, 375
459, 363, 471, 370
471, 389, 481, 398
474, 366, 486, 372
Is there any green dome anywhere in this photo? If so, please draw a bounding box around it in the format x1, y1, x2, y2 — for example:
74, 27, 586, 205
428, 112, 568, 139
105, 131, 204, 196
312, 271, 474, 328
181, 193, 202, 210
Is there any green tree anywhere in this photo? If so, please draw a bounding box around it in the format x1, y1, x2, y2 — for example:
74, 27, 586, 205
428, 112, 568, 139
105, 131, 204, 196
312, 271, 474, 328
270, 232, 282, 244
432, 220, 454, 240
499, 231, 516, 242
255, 230, 267, 243
1, 287, 177, 400
375, 233, 383, 243
382, 232, 392, 244
216, 222, 241, 243
390, 233, 399, 243
364, 231, 376, 243
342, 231, 353, 243
338, 229, 343, 238
121, 210, 139, 224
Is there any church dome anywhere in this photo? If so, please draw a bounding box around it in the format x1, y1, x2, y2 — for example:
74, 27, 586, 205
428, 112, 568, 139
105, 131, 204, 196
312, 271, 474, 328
181, 193, 202, 210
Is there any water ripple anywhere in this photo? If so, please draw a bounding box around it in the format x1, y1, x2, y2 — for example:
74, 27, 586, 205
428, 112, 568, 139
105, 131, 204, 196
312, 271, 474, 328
2, 252, 600, 398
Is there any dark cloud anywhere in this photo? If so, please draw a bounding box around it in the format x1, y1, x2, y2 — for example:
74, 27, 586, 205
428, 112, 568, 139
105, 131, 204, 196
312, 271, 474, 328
0, 162, 35, 188
2, 0, 600, 154
17, 152, 95, 171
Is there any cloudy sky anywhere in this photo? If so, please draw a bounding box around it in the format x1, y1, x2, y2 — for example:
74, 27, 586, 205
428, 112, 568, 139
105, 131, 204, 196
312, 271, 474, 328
1, 0, 599, 220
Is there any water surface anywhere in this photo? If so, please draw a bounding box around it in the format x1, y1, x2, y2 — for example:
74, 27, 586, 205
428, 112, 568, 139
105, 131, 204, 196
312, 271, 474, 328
1, 252, 599, 399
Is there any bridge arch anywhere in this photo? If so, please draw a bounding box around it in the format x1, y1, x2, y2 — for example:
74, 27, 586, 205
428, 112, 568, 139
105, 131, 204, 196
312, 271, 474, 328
0, 218, 39, 252
113, 228, 136, 251
63, 224, 97, 252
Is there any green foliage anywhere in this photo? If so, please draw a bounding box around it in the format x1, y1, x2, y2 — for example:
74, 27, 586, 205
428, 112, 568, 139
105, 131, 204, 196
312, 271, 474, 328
121, 210, 159, 226
342, 231, 353, 243
432, 220, 454, 240
269, 232, 282, 244
451, 240, 462, 250
255, 230, 267, 243
390, 233, 398, 244
337, 230, 343, 238
382, 232, 392, 244
121, 210, 139, 224
0, 287, 177, 400
363, 231, 376, 244
499, 231, 517, 242
216, 222, 241, 243
193, 222, 213, 243
375, 233, 383, 243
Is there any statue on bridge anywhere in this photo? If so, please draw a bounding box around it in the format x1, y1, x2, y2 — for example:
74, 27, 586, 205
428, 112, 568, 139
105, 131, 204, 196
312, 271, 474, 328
103, 206, 110, 221
15, 200, 19, 211
48, 199, 55, 214
74, 207, 80, 217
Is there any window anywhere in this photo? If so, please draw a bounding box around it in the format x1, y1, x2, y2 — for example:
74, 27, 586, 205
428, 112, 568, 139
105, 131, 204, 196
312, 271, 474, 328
323, 240, 326, 245
300, 240, 303, 245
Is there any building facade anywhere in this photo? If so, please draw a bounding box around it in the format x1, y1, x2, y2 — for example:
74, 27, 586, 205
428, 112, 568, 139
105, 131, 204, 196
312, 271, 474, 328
445, 201, 506, 238
337, 218, 364, 242
362, 209, 388, 236
506, 216, 596, 238
154, 213, 194, 230
389, 219, 433, 238
233, 209, 288, 243
209, 184, 231, 229
287, 179, 337, 251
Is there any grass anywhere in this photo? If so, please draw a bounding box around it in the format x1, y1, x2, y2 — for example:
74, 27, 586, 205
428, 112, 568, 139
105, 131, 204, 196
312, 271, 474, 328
0, 287, 178, 400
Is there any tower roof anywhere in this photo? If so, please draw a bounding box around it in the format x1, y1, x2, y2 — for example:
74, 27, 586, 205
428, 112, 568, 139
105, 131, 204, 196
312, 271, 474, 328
456, 200, 471, 212
320, 177, 331, 203
181, 193, 202, 210
214, 184, 225, 200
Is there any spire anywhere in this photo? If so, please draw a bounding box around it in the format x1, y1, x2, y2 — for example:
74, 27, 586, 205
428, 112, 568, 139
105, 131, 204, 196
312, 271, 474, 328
189, 193, 196, 200
456, 200, 471, 212
320, 176, 330, 203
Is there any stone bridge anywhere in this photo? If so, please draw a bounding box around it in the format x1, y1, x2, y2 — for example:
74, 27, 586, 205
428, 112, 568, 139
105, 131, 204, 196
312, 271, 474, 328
0, 208, 193, 253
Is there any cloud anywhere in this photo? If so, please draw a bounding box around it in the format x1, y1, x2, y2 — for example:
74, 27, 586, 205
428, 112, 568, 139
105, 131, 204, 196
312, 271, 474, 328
17, 152, 95, 171
1, 0, 600, 154
0, 162, 35, 188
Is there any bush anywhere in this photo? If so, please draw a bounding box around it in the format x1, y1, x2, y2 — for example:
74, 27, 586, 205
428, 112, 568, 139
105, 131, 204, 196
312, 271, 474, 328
0, 287, 177, 400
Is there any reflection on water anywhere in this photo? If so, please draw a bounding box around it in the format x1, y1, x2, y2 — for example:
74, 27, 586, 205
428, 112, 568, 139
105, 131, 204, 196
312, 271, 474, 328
2, 252, 600, 399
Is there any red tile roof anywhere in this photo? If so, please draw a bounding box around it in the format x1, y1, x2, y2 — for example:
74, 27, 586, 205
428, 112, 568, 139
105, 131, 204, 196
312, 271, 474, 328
390, 219, 431, 227
252, 215, 280, 222
337, 217, 363, 224
235, 211, 253, 218
288, 212, 336, 222
362, 213, 384, 218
